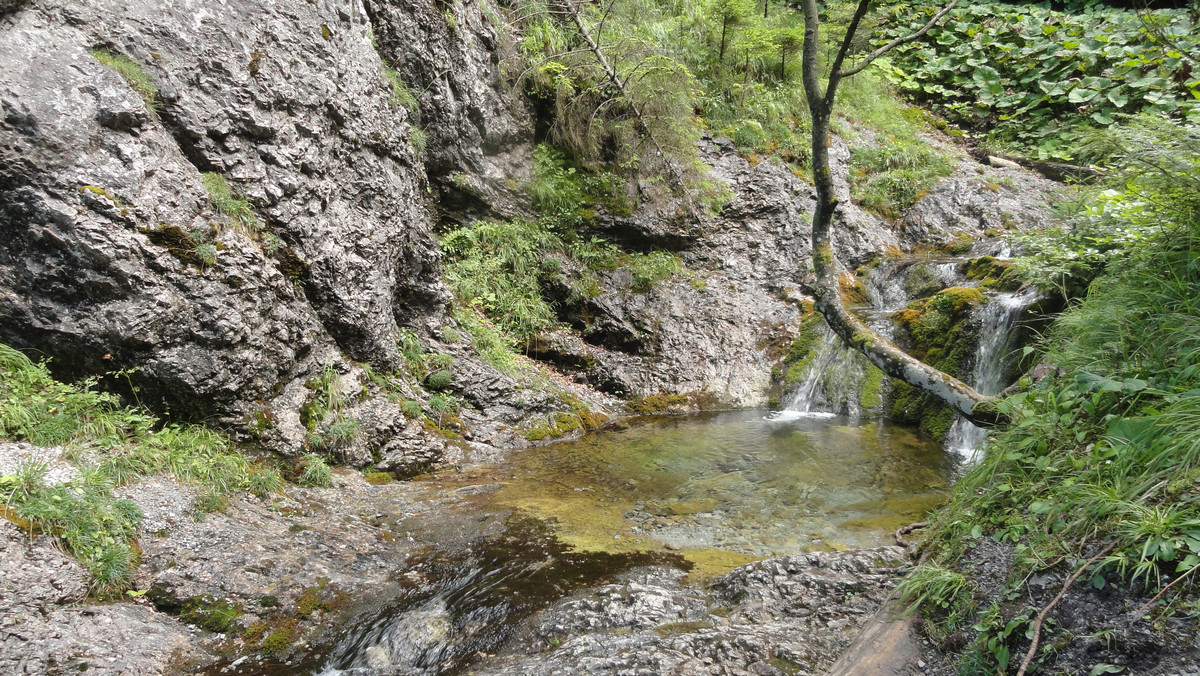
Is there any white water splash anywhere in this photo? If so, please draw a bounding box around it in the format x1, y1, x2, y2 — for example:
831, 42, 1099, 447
944, 288, 1039, 461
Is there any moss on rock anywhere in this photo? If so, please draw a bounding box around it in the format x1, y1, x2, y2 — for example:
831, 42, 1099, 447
887, 287, 983, 441
959, 256, 1023, 292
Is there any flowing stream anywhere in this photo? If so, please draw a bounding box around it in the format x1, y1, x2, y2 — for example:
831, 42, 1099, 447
942, 288, 1039, 459
778, 256, 1038, 461
312, 410, 952, 675
303, 255, 1044, 675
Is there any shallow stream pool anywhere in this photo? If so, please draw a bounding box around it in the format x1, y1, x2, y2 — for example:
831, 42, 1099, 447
427, 409, 953, 578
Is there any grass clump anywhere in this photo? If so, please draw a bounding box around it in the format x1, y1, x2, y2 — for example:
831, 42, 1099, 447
382, 66, 418, 111
453, 307, 518, 374
400, 399, 423, 419
200, 172, 262, 236
850, 137, 952, 220
0, 344, 281, 594
295, 453, 332, 488
89, 49, 157, 115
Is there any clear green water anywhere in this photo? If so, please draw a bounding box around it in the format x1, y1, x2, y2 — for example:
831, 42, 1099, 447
431, 409, 953, 578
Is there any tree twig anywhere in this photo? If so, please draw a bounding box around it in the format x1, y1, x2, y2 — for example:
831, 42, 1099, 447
1016, 542, 1117, 676
1129, 566, 1199, 622
895, 521, 928, 549
836, 0, 961, 80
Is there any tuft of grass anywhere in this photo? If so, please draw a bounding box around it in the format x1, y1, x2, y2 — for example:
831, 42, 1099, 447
296, 453, 332, 488
400, 399, 423, 419
897, 563, 972, 631
850, 137, 951, 220
89, 49, 158, 116
383, 66, 418, 111
452, 307, 518, 374
409, 127, 427, 153
201, 172, 262, 236
425, 369, 453, 391
0, 343, 281, 594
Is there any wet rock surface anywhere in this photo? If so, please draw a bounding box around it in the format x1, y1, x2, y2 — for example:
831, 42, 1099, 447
476, 548, 910, 676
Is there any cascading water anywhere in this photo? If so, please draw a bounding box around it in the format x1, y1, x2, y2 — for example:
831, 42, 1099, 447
943, 287, 1039, 460
773, 327, 867, 420
776, 257, 1038, 461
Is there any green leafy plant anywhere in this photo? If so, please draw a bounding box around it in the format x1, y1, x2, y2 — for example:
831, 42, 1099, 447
877, 1, 1200, 159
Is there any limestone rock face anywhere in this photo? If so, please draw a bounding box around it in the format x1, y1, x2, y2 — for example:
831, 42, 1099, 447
0, 0, 1061, 429
365, 0, 533, 226
0, 0, 528, 440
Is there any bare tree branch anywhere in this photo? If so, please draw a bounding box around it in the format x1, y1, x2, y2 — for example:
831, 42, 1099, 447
836, 0, 960, 79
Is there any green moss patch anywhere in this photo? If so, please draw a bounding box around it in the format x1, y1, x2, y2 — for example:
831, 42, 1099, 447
887, 287, 983, 440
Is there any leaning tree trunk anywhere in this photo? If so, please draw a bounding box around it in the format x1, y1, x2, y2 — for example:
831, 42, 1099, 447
798, 0, 1002, 427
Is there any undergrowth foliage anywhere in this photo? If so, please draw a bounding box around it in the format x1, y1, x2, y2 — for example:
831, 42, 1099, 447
877, 0, 1200, 160
902, 121, 1200, 673
441, 144, 682, 350
0, 345, 281, 595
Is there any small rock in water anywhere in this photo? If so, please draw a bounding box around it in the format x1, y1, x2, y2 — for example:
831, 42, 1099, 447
364, 645, 391, 669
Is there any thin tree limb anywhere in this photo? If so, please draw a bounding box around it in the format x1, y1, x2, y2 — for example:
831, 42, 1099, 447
562, 0, 694, 202
837, 0, 960, 79
1016, 542, 1117, 676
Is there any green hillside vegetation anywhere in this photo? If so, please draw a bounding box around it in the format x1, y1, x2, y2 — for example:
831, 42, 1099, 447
878, 0, 1199, 160
902, 119, 1200, 673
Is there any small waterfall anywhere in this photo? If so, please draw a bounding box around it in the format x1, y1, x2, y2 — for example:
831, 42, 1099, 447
773, 326, 865, 421
776, 256, 1038, 461
773, 262, 908, 421
944, 288, 1039, 460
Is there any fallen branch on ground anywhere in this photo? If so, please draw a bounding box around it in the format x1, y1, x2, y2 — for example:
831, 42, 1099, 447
1016, 542, 1117, 676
